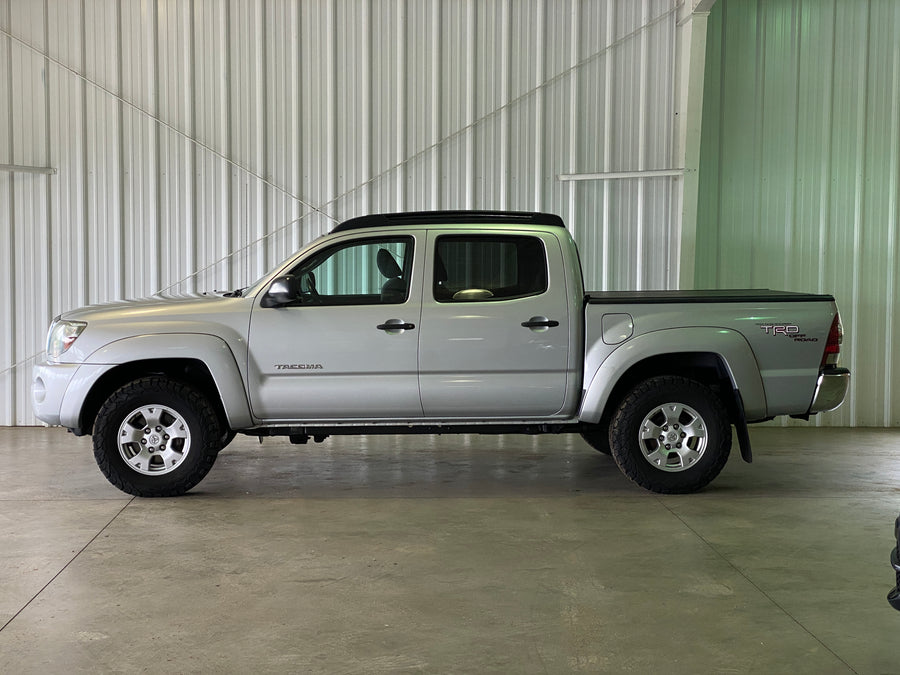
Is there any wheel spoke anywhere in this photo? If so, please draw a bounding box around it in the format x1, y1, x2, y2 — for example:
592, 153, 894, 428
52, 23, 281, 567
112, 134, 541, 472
119, 424, 144, 444
662, 404, 684, 426
640, 421, 663, 440
682, 420, 706, 440
159, 447, 184, 469
644, 448, 669, 467
677, 447, 702, 467
140, 406, 163, 429
125, 448, 152, 472
164, 420, 188, 440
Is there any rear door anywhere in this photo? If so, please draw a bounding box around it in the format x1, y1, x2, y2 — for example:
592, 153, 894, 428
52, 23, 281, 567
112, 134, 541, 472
417, 229, 571, 417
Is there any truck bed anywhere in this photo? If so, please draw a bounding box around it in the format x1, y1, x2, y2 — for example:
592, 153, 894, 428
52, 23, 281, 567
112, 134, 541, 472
586, 289, 835, 304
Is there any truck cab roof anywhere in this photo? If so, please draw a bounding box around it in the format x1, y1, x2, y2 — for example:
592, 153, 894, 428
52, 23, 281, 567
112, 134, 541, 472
331, 210, 566, 233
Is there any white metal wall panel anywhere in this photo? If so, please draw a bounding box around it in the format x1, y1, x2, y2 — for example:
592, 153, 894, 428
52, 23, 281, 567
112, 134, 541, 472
1, 0, 683, 425
0, 2, 12, 427
3, 0, 53, 426
697, 0, 900, 426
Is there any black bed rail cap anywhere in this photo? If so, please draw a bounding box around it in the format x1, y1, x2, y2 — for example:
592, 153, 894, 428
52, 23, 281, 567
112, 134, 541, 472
331, 210, 566, 233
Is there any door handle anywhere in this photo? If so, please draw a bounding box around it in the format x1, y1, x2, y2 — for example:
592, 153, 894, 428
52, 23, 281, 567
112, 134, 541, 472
377, 319, 416, 332
521, 316, 559, 329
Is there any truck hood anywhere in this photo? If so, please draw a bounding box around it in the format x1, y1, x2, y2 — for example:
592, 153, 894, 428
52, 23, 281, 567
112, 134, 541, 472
54, 291, 255, 365
60, 292, 236, 323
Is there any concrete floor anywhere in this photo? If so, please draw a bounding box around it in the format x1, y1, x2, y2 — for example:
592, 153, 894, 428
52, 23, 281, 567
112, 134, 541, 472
1, 427, 899, 674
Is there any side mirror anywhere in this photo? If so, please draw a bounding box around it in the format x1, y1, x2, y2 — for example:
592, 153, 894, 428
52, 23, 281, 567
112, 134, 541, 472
261, 275, 300, 308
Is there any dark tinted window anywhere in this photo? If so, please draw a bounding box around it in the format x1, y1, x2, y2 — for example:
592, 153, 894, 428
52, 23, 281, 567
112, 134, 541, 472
433, 235, 547, 302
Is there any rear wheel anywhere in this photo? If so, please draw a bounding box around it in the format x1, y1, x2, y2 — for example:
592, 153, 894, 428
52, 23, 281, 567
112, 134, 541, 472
608, 376, 731, 493
93, 377, 223, 497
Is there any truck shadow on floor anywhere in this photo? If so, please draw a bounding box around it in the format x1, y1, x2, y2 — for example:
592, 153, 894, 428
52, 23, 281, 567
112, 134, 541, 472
185, 431, 898, 500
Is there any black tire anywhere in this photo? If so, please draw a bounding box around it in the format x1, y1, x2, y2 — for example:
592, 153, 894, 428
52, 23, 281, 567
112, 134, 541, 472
608, 376, 731, 494
93, 377, 223, 497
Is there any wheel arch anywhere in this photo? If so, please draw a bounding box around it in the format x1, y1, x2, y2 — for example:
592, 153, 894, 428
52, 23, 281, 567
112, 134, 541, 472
69, 334, 254, 435
579, 328, 767, 428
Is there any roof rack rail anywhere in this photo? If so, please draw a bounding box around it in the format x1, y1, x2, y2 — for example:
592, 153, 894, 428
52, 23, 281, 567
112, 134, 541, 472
331, 210, 565, 233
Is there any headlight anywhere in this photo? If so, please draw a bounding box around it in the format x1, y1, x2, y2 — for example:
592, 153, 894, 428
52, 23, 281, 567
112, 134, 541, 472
47, 318, 87, 359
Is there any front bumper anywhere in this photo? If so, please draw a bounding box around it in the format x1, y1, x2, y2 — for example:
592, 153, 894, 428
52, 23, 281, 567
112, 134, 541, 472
32, 360, 114, 429
809, 367, 850, 414
32, 360, 79, 426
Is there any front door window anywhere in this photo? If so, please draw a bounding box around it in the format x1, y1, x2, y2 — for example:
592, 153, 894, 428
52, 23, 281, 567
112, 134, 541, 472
289, 237, 413, 306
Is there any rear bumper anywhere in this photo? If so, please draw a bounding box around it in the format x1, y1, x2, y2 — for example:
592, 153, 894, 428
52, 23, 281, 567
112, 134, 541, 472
809, 367, 850, 414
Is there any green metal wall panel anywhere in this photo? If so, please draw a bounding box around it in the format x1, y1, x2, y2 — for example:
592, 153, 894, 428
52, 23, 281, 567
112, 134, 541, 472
697, 0, 900, 426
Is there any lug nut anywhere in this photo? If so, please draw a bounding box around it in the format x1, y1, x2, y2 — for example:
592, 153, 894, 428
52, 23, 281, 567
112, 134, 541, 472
680, 432, 686, 438
676, 442, 682, 448
164, 434, 170, 440
663, 425, 669, 431
665, 444, 671, 450
156, 426, 161, 432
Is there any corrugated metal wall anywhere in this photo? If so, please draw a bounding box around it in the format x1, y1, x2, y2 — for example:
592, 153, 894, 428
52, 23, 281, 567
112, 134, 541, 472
697, 0, 900, 426
1, 0, 683, 425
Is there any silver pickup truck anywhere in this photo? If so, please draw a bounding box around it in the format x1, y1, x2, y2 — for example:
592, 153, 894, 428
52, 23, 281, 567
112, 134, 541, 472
32, 211, 849, 497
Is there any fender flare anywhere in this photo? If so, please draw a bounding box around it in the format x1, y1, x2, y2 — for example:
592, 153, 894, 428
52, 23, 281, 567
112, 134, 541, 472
64, 333, 254, 429
578, 327, 767, 424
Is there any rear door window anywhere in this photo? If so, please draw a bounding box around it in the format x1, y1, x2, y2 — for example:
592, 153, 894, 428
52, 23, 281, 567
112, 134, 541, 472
433, 235, 547, 302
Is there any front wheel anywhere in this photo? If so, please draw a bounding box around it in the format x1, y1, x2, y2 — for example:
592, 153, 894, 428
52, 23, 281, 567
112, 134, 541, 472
608, 376, 731, 494
93, 377, 223, 497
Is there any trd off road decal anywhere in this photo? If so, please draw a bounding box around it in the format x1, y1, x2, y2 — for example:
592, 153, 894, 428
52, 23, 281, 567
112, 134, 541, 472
274, 364, 324, 370
757, 323, 819, 343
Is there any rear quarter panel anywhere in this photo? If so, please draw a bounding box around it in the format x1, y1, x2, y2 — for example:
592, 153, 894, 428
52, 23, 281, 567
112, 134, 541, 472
581, 294, 837, 421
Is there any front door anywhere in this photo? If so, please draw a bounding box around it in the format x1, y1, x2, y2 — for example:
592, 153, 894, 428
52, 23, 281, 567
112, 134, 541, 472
417, 230, 571, 417
248, 234, 424, 421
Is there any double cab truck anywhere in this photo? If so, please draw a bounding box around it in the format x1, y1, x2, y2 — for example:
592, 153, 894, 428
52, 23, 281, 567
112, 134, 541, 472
32, 211, 850, 497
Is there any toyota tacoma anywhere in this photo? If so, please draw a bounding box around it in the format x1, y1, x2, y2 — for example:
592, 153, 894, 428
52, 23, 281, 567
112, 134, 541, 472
32, 211, 850, 496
